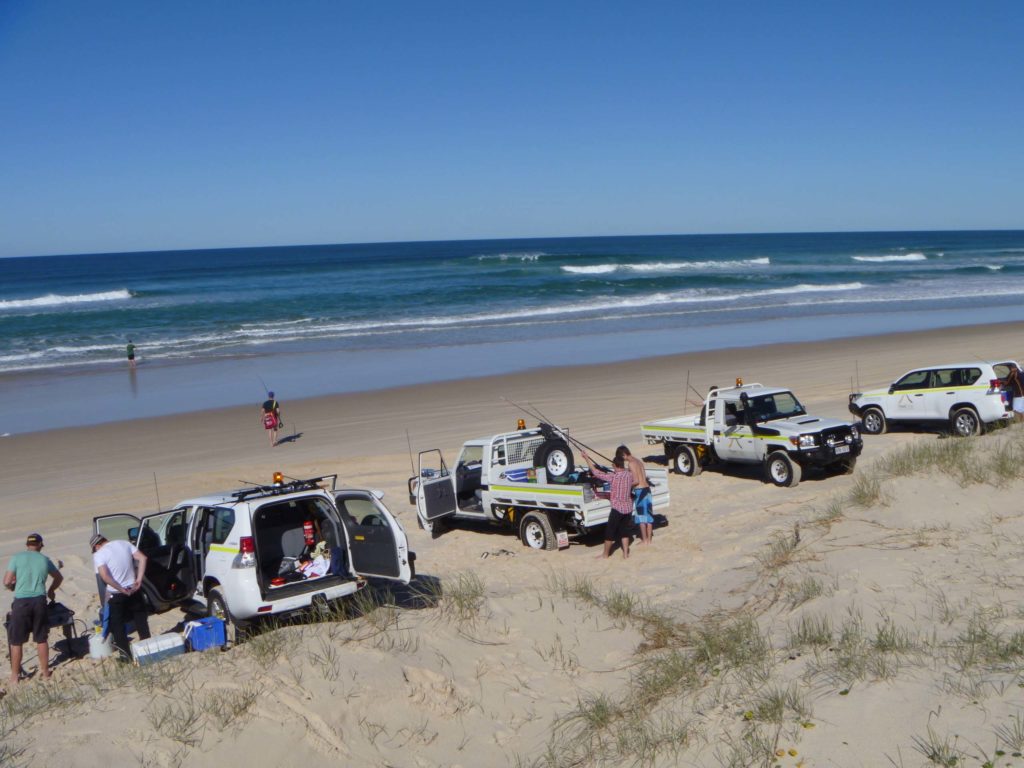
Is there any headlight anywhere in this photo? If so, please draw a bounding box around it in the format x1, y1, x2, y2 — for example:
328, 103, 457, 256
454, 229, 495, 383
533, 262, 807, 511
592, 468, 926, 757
798, 434, 817, 448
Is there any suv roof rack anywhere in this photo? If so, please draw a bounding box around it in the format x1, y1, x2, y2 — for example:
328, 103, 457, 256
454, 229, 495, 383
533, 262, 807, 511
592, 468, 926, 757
230, 474, 338, 502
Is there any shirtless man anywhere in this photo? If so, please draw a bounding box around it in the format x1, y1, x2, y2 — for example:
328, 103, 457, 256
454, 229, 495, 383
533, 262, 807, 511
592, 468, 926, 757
617, 445, 654, 545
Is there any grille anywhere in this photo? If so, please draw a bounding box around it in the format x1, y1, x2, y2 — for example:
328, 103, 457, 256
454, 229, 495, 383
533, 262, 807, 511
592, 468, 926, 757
822, 427, 853, 447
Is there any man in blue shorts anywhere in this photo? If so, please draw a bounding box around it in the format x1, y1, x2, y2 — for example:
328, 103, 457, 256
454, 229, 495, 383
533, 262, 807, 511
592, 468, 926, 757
618, 446, 655, 545
4, 533, 63, 686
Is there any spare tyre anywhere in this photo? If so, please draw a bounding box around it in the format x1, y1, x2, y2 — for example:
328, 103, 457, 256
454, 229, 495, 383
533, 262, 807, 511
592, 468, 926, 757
533, 439, 575, 481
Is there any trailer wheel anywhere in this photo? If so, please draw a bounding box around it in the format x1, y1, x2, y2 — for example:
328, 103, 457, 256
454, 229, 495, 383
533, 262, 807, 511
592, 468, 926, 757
520, 511, 557, 551
673, 444, 702, 476
766, 451, 802, 487
534, 440, 575, 481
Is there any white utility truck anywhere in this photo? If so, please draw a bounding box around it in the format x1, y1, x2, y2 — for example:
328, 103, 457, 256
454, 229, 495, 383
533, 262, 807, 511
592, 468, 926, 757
410, 423, 670, 550
641, 382, 863, 487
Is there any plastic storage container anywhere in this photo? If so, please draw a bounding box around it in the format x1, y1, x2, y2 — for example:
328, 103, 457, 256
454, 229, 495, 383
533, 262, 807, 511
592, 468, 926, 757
184, 617, 226, 652
89, 630, 113, 659
131, 633, 185, 666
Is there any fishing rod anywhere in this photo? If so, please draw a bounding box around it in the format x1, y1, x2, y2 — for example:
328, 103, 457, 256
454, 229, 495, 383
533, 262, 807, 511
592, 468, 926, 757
258, 375, 270, 397
501, 396, 613, 463
406, 429, 416, 477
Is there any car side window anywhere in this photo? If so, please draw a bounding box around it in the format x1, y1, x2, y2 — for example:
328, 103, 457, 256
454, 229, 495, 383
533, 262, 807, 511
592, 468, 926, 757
961, 368, 981, 386
210, 507, 235, 545
339, 498, 387, 528
892, 370, 930, 391
933, 369, 957, 387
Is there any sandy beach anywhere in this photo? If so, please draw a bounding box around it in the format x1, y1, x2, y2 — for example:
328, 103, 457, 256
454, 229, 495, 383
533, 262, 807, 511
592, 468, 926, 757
3, 322, 1024, 767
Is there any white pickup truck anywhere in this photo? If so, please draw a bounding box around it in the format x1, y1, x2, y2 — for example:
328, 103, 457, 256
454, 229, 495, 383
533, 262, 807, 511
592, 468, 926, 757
641, 382, 863, 487
410, 423, 670, 550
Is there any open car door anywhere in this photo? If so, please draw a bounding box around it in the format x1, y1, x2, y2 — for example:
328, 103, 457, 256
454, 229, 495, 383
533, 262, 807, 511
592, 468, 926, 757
416, 449, 457, 527
92, 509, 196, 613
334, 490, 413, 583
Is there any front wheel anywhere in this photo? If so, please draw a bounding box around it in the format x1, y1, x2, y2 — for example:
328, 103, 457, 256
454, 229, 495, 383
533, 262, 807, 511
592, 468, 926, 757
766, 451, 802, 487
520, 511, 557, 551
861, 407, 887, 435
672, 444, 702, 476
950, 407, 982, 437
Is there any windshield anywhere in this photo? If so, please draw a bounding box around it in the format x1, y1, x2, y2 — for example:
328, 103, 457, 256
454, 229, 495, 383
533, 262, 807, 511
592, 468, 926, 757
748, 391, 806, 421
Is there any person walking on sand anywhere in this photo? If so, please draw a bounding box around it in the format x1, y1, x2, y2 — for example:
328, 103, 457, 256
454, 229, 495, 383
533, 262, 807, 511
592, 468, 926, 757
4, 533, 63, 686
618, 445, 655, 545
1006, 364, 1024, 423
126, 339, 136, 369
260, 391, 282, 447
581, 450, 635, 559
90, 534, 151, 661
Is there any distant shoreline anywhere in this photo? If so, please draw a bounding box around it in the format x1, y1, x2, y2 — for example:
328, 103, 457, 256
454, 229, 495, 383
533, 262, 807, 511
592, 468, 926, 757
3, 316, 1022, 437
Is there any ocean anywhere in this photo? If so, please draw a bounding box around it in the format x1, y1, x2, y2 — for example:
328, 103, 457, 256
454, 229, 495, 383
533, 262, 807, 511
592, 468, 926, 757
3, 230, 1024, 433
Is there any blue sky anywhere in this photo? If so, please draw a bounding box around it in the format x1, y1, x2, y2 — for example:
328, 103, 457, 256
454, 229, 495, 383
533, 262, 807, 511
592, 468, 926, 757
1, 1, 1021, 257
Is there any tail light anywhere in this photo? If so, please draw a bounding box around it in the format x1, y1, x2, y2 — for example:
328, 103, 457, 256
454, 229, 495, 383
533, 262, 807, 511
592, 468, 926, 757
991, 379, 1002, 390
237, 536, 256, 568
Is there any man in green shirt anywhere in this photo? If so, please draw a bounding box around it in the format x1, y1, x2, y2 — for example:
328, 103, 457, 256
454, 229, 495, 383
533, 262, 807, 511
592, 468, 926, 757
4, 533, 62, 686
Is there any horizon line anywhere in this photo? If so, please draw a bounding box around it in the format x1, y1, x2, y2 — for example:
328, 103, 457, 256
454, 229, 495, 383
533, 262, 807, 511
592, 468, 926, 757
4, 226, 1024, 261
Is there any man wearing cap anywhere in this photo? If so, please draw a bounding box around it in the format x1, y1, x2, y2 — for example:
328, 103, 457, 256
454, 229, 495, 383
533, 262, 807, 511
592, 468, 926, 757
4, 533, 63, 686
90, 534, 151, 660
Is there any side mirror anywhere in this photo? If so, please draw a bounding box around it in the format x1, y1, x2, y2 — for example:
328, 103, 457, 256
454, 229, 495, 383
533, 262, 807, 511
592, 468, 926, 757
723, 414, 738, 427
888, 386, 895, 395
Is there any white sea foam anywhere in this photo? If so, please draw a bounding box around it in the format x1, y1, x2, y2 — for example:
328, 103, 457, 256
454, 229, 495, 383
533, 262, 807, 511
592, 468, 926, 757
985, 265, 1004, 271
852, 253, 927, 263
0, 289, 133, 310
475, 252, 546, 262
562, 257, 770, 275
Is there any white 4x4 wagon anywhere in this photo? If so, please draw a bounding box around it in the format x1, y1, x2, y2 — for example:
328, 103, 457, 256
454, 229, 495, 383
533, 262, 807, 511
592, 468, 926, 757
849, 361, 1017, 437
92, 475, 414, 634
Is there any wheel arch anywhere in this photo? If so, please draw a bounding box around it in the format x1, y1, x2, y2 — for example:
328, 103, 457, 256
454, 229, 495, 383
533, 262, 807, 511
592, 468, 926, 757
948, 402, 981, 418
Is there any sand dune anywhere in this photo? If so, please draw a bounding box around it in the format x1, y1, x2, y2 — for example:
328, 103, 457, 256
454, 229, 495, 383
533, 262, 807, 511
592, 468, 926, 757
3, 323, 1024, 766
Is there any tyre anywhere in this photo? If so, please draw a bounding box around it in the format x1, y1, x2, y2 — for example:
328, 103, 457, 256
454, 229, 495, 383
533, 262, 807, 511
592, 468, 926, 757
672, 444, 702, 476
533, 440, 575, 481
766, 451, 802, 487
207, 587, 249, 643
860, 407, 887, 435
520, 511, 557, 551
950, 407, 982, 437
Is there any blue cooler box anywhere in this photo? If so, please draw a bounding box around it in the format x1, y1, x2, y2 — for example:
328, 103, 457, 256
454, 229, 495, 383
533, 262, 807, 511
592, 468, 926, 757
185, 617, 226, 651
131, 633, 185, 666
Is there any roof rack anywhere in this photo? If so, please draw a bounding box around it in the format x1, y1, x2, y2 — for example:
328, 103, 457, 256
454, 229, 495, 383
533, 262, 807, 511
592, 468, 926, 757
230, 474, 338, 502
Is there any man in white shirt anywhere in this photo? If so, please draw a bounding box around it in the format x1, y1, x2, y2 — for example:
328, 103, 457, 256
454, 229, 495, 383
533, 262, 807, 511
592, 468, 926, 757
90, 533, 152, 660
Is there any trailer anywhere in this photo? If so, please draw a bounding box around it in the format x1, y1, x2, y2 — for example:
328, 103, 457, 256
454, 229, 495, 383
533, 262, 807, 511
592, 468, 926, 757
410, 424, 670, 550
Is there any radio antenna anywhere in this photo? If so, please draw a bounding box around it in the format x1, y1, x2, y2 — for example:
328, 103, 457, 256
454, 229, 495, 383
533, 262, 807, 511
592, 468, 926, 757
406, 429, 416, 477
152, 473, 162, 513
683, 370, 691, 416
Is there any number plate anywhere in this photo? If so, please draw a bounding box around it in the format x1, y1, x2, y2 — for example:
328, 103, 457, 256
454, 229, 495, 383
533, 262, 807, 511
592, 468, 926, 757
835, 445, 850, 455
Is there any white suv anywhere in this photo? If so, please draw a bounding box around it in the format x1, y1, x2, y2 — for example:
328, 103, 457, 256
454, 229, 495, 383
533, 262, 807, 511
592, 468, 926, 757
92, 475, 414, 634
849, 362, 1016, 437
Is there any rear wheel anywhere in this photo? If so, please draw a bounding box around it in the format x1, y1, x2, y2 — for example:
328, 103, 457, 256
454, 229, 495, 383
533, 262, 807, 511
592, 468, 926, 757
534, 440, 575, 481
766, 451, 802, 487
672, 444, 702, 476
207, 588, 249, 643
951, 407, 982, 437
861, 407, 887, 435
520, 511, 557, 551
